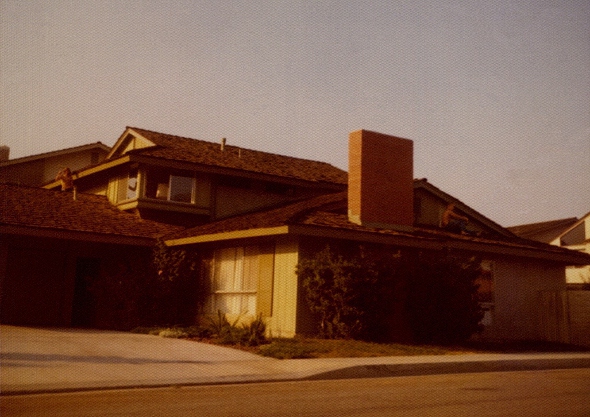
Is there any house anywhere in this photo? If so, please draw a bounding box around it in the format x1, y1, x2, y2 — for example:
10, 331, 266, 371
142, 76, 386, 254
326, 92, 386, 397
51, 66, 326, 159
509, 213, 590, 286
162, 130, 590, 342
0, 142, 110, 187
4, 127, 590, 344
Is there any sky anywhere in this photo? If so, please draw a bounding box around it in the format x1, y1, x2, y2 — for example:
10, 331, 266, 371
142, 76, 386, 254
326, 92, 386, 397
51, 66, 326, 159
1, 1, 589, 227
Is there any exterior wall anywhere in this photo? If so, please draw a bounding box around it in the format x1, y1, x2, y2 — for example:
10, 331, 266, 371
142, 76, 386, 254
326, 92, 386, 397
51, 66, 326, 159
215, 184, 295, 219
267, 236, 300, 338
568, 291, 590, 347
413, 188, 446, 227
0, 148, 108, 186
479, 257, 565, 341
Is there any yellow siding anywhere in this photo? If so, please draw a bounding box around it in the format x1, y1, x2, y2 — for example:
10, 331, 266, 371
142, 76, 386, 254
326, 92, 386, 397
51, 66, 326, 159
256, 243, 275, 318
268, 236, 299, 338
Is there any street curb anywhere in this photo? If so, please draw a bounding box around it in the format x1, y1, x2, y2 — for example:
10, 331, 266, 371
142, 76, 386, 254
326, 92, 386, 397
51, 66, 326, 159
303, 357, 590, 380
3, 357, 590, 396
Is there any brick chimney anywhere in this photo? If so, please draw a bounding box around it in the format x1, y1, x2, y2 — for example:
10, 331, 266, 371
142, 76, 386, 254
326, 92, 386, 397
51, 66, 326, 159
348, 130, 414, 229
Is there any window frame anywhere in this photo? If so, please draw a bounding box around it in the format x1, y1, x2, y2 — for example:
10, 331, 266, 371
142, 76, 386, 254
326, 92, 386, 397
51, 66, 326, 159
208, 246, 259, 316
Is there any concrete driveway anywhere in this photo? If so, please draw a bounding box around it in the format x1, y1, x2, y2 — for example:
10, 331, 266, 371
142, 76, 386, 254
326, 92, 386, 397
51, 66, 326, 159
0, 325, 273, 393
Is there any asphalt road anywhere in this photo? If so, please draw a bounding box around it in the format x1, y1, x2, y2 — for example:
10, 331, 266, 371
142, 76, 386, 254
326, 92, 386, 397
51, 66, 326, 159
3, 369, 590, 417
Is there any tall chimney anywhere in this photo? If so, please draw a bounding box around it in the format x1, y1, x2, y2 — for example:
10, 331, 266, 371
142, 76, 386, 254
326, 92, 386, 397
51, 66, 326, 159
348, 130, 414, 229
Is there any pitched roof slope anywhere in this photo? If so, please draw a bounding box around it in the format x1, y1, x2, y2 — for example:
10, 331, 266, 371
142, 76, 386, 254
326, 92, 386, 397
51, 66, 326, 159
127, 127, 347, 185
166, 192, 347, 240
0, 183, 181, 240
165, 191, 590, 265
508, 217, 579, 243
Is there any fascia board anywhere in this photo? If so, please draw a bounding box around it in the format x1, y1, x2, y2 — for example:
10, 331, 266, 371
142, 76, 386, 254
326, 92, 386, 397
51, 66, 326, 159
165, 226, 290, 246
290, 225, 590, 265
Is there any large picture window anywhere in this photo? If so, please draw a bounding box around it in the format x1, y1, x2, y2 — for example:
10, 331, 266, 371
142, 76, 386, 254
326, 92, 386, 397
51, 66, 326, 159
208, 246, 259, 316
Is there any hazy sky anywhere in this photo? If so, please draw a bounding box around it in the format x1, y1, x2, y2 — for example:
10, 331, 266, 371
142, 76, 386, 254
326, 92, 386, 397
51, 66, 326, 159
1, 1, 589, 226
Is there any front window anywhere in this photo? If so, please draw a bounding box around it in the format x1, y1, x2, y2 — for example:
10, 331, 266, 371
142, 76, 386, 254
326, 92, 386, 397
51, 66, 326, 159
208, 246, 259, 316
145, 172, 197, 204
476, 260, 494, 326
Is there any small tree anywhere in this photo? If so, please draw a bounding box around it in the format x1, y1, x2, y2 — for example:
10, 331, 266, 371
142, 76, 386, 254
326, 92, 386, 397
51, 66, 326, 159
149, 239, 204, 326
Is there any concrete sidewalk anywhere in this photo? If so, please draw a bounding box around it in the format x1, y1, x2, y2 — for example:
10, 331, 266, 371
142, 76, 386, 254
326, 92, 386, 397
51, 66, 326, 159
2, 325, 590, 394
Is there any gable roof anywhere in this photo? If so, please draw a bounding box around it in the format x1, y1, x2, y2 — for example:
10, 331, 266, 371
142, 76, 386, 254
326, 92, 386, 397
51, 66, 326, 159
165, 191, 590, 266
0, 183, 182, 245
414, 178, 513, 237
508, 217, 580, 243
108, 127, 347, 185
0, 142, 110, 167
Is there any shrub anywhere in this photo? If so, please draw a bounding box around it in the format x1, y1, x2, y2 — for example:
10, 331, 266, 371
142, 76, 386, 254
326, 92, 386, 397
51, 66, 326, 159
298, 246, 373, 339
298, 244, 484, 344
206, 311, 268, 346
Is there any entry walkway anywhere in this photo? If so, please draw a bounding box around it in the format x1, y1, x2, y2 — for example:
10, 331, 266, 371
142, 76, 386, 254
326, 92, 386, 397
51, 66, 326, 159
2, 325, 590, 394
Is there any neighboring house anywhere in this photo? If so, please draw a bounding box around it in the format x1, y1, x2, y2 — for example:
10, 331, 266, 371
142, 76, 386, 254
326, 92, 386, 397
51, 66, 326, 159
509, 213, 590, 286
0, 183, 181, 327
3, 127, 589, 344
0, 142, 110, 187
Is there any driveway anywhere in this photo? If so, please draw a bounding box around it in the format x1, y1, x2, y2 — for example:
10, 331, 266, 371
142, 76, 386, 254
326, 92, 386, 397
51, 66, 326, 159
0, 325, 273, 393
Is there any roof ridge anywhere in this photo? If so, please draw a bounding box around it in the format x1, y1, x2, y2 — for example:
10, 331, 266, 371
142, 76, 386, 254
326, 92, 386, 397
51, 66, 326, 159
128, 126, 345, 168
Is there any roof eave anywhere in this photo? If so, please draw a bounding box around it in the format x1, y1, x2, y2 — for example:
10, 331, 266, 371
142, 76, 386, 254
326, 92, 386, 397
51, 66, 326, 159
1, 224, 157, 246
165, 222, 590, 265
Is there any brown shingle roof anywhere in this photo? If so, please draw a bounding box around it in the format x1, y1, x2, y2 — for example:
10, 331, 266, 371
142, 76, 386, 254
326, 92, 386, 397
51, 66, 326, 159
165, 192, 347, 240
508, 217, 579, 243
127, 127, 347, 185
165, 191, 590, 265
0, 183, 182, 241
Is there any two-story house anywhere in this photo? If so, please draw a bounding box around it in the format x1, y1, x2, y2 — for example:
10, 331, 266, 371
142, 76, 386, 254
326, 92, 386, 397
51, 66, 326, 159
3, 127, 590, 344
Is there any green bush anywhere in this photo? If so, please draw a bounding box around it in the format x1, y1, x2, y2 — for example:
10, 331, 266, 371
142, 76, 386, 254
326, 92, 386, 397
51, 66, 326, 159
298, 246, 374, 339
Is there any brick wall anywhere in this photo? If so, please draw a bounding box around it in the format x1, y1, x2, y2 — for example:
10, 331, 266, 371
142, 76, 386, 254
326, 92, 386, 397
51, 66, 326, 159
348, 130, 414, 228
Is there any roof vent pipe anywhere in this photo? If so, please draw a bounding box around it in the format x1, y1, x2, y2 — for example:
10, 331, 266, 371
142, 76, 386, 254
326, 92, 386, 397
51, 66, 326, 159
221, 138, 226, 151
0, 145, 9, 161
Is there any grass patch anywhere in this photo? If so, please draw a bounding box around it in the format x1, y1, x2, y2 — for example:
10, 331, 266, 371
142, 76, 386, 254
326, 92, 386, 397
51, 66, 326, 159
254, 338, 473, 359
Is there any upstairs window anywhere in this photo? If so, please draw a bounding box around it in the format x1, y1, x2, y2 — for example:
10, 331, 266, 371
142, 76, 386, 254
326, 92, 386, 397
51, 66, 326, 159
145, 171, 199, 204
116, 169, 138, 202
169, 175, 194, 203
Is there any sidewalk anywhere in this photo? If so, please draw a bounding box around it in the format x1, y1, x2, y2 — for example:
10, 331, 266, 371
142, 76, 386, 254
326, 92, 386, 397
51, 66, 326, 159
2, 325, 590, 394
